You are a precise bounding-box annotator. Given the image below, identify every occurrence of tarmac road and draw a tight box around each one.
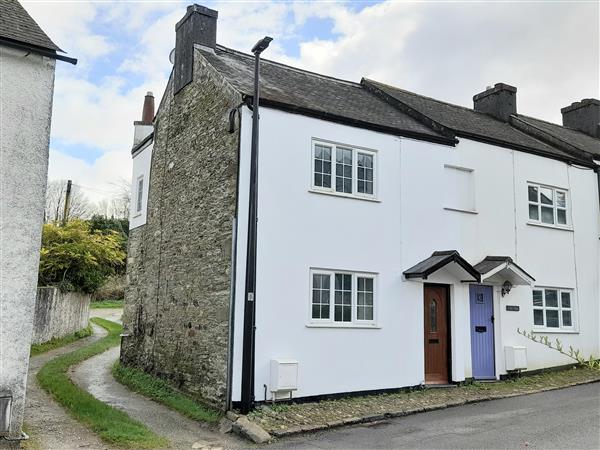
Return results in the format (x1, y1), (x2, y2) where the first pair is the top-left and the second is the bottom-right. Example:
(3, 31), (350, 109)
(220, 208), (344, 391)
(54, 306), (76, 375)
(268, 382), (600, 449)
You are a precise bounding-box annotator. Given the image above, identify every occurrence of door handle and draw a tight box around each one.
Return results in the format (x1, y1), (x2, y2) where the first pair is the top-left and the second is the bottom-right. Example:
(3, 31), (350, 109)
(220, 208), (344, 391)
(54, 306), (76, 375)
(490, 315), (495, 324)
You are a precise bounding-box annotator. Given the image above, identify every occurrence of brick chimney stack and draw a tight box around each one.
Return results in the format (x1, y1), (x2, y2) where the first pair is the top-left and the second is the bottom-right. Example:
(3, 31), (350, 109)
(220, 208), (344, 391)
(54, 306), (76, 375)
(473, 83), (517, 122)
(141, 91), (155, 124)
(133, 92), (155, 148)
(561, 99), (600, 138)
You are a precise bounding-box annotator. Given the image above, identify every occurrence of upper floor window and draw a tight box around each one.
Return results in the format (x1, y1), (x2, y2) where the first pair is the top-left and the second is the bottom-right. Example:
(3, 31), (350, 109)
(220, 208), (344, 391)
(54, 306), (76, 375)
(312, 141), (376, 199)
(528, 183), (568, 227)
(532, 288), (575, 330)
(310, 269), (376, 326)
(136, 176), (144, 213)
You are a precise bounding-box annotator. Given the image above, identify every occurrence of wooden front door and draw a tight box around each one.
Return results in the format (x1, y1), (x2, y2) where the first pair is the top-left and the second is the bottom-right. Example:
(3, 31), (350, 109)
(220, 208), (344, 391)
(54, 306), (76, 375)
(424, 284), (450, 384)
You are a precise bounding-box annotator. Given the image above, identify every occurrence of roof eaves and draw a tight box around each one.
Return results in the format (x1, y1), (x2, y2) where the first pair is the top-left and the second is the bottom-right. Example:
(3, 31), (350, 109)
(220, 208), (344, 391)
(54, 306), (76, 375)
(362, 78), (457, 141)
(131, 132), (154, 155)
(0, 37), (76, 64)
(255, 96), (457, 147)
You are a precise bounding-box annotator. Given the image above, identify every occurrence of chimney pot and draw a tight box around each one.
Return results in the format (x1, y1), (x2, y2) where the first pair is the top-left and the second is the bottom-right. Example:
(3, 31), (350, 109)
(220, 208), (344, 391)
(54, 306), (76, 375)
(133, 92), (155, 148)
(561, 98), (600, 138)
(473, 82), (517, 122)
(141, 92), (155, 124)
(173, 4), (218, 94)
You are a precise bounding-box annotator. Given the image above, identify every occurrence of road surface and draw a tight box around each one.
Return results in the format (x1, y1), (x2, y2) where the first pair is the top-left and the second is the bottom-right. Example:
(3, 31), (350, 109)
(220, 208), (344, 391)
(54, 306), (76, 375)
(268, 382), (600, 449)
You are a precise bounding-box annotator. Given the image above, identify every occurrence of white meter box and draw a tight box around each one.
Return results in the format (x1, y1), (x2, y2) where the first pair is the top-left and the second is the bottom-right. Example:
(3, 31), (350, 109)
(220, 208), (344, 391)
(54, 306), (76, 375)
(270, 359), (298, 392)
(505, 346), (527, 370)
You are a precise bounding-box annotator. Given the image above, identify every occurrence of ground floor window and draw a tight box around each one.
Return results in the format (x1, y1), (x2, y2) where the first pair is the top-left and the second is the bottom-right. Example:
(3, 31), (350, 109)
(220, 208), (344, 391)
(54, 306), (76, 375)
(310, 269), (376, 325)
(532, 287), (574, 330)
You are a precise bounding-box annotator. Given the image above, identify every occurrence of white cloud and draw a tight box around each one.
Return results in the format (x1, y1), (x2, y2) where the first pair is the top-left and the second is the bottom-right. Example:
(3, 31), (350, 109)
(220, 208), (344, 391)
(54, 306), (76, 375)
(21, 1), (114, 62)
(284, 1), (599, 123)
(20, 0), (599, 208)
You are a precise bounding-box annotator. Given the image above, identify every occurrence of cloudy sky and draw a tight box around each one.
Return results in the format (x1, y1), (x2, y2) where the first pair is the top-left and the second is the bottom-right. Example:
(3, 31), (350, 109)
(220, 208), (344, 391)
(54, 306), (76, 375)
(22, 0), (599, 205)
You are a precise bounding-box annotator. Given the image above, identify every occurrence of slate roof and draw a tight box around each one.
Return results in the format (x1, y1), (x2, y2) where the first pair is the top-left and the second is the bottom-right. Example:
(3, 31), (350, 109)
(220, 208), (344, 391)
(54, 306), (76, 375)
(512, 115), (600, 158)
(0, 0), (61, 52)
(197, 45), (454, 144)
(362, 79), (596, 166)
(473, 256), (535, 281)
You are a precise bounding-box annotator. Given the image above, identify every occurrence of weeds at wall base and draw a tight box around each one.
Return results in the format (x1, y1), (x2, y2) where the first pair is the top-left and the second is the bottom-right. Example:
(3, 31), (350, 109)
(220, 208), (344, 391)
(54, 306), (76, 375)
(112, 362), (222, 424)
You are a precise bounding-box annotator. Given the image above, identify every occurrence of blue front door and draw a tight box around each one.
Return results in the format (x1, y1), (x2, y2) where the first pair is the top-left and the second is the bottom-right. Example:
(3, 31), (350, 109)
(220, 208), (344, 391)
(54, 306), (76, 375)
(469, 285), (495, 379)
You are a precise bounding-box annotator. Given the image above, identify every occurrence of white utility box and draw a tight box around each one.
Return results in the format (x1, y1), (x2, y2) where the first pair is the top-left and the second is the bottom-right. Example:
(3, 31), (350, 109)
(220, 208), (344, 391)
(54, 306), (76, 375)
(505, 346), (527, 370)
(270, 359), (298, 393)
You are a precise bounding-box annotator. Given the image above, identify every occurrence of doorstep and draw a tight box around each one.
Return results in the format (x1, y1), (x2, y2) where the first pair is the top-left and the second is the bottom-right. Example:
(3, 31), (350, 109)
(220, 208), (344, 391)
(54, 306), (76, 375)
(248, 367), (600, 439)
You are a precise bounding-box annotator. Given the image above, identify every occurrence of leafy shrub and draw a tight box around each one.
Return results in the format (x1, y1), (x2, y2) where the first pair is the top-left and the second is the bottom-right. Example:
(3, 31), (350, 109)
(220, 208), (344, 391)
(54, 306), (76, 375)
(88, 215), (129, 258)
(92, 275), (125, 302)
(39, 220), (126, 294)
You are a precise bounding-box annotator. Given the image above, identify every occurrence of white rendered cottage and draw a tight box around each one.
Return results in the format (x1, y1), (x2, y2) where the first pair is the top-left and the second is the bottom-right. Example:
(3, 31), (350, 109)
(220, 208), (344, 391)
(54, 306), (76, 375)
(0, 0), (76, 441)
(123, 4), (599, 412)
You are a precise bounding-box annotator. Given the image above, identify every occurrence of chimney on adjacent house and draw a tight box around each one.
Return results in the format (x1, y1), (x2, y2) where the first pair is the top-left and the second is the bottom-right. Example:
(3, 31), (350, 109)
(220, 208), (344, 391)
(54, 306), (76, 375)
(173, 4), (218, 94)
(473, 83), (517, 122)
(561, 99), (600, 138)
(133, 92), (155, 148)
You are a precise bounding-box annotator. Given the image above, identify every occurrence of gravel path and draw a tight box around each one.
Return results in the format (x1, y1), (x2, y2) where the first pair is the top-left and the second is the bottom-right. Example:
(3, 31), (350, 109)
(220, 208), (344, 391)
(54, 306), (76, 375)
(25, 309), (245, 449)
(70, 346), (244, 449)
(24, 321), (115, 450)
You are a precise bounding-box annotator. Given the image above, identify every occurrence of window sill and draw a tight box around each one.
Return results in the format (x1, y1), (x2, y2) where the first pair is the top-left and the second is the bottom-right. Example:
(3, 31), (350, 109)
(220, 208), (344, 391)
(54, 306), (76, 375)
(308, 189), (381, 203)
(132, 213), (142, 218)
(306, 322), (381, 329)
(532, 328), (579, 334)
(527, 221), (573, 232)
(444, 207), (478, 215)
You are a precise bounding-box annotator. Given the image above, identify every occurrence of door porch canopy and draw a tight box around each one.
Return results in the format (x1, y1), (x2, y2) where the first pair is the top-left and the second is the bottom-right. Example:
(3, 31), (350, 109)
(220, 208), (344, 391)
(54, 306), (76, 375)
(473, 256), (535, 286)
(403, 250), (481, 282)
(403, 251), (535, 286)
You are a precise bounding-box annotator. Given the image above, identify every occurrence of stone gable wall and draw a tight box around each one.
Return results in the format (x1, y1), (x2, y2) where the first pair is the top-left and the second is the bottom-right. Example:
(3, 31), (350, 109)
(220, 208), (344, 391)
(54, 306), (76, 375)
(121, 50), (242, 409)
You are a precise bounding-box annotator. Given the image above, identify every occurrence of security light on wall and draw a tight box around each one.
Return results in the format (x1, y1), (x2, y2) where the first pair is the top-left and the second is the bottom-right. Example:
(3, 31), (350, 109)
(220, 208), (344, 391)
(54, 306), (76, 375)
(501, 280), (513, 297)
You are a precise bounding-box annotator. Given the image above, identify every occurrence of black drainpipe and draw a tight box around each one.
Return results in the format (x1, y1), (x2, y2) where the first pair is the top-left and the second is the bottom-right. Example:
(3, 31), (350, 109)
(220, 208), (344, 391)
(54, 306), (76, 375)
(240, 36), (272, 414)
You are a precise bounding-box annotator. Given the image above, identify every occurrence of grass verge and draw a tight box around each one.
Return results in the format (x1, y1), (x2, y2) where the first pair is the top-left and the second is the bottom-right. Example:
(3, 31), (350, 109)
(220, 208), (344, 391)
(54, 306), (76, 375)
(112, 362), (221, 424)
(30, 325), (93, 356)
(90, 299), (124, 309)
(37, 317), (167, 448)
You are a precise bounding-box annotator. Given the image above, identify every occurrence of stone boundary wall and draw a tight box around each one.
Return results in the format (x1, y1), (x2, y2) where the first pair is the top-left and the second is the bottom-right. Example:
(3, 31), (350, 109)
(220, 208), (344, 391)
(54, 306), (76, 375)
(32, 287), (90, 344)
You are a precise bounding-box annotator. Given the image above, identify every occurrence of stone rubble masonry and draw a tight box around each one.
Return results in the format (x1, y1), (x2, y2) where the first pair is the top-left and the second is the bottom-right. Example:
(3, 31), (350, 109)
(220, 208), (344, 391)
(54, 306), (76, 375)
(32, 287), (91, 344)
(121, 47), (243, 410)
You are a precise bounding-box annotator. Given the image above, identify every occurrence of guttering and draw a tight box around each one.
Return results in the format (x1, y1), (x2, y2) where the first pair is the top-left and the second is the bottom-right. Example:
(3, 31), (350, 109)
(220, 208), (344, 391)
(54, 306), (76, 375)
(240, 36), (272, 415)
(0, 37), (77, 65)
(131, 132), (154, 156)
(248, 97), (457, 147)
(225, 100), (244, 411)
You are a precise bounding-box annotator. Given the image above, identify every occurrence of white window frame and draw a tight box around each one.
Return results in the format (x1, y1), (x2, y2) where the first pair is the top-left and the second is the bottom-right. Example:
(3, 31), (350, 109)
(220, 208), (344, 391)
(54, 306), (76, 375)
(310, 140), (378, 201)
(532, 287), (576, 332)
(527, 183), (570, 229)
(308, 268), (378, 328)
(135, 175), (144, 214)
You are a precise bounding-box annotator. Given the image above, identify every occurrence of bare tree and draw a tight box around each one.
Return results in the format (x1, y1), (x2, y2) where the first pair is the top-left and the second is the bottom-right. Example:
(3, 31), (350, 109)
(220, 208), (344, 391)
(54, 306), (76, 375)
(92, 178), (130, 219)
(109, 177), (131, 219)
(45, 179), (91, 223)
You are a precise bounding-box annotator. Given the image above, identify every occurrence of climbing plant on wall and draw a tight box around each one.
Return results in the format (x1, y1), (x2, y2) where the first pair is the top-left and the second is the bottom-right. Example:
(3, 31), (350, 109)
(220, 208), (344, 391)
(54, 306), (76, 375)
(518, 328), (600, 370)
